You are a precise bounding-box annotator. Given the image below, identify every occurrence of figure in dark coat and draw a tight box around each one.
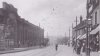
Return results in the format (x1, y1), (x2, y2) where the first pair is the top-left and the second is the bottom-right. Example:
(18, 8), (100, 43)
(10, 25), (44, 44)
(55, 44), (58, 51)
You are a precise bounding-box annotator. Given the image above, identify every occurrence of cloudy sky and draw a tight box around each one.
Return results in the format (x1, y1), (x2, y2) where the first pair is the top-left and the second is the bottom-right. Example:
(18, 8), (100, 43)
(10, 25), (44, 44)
(0, 0), (87, 37)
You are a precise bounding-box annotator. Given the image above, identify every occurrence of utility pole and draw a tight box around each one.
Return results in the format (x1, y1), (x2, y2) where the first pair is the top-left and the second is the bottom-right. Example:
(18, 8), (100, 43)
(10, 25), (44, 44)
(75, 16), (78, 51)
(69, 27), (70, 46)
(72, 23), (73, 32)
(47, 32), (48, 38)
(39, 23), (40, 27)
(72, 23), (73, 47)
(65, 32), (66, 37)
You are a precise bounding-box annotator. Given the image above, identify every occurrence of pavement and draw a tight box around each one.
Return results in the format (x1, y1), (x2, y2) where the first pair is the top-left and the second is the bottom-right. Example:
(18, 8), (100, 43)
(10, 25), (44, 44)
(81, 52), (99, 56)
(78, 48), (99, 56)
(90, 52), (99, 56)
(0, 46), (43, 54)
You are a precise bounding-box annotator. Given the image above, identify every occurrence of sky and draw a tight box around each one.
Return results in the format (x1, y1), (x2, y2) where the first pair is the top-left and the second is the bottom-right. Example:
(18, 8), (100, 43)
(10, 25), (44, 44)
(0, 0), (87, 37)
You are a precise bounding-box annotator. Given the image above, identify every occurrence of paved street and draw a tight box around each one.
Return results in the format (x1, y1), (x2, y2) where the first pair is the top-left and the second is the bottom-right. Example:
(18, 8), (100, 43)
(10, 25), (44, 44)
(0, 45), (78, 56)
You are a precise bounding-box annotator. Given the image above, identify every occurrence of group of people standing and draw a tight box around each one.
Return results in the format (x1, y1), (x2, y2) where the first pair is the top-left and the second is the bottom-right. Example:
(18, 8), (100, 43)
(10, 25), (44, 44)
(76, 40), (84, 54)
(73, 39), (86, 55)
(73, 37), (99, 55)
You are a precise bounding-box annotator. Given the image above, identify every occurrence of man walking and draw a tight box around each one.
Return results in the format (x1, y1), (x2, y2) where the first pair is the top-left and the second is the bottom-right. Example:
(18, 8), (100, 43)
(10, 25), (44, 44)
(55, 44), (58, 51)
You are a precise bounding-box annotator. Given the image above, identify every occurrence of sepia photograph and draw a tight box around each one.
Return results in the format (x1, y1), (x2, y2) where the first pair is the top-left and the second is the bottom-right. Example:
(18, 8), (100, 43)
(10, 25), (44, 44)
(0, 0), (99, 56)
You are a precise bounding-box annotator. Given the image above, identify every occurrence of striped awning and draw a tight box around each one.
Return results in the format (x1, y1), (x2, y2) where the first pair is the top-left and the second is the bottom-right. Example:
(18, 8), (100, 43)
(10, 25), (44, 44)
(79, 34), (86, 39)
(90, 25), (100, 34)
(77, 35), (81, 39)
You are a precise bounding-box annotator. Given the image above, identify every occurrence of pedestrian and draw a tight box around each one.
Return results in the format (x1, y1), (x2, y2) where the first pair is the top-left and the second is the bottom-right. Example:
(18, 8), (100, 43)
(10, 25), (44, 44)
(55, 44), (58, 51)
(77, 40), (82, 55)
(73, 43), (76, 53)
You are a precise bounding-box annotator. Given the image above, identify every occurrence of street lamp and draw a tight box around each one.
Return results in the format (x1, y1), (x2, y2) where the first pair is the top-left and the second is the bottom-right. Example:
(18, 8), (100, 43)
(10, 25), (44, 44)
(86, 18), (92, 56)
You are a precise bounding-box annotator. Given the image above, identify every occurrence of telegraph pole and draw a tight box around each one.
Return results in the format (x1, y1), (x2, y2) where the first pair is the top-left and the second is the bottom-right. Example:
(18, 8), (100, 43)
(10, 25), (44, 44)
(39, 23), (40, 27)
(72, 23), (73, 47)
(65, 32), (66, 37)
(75, 16), (78, 51)
(69, 28), (70, 46)
(72, 23), (73, 32)
(47, 32), (48, 38)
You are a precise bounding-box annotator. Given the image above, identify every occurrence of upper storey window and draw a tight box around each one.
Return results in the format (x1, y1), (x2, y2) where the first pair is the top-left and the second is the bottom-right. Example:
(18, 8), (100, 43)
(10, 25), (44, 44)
(88, 0), (90, 3)
(95, 0), (98, 4)
(95, 12), (97, 25)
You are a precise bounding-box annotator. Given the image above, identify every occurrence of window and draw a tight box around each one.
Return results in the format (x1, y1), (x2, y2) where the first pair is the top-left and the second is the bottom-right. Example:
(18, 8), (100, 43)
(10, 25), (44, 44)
(88, 0), (91, 3)
(95, 0), (98, 3)
(95, 12), (97, 24)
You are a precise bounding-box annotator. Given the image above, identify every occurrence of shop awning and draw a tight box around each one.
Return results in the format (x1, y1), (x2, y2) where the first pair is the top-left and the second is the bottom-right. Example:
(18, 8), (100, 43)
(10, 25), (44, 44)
(79, 34), (86, 39)
(90, 25), (100, 34)
(77, 35), (81, 39)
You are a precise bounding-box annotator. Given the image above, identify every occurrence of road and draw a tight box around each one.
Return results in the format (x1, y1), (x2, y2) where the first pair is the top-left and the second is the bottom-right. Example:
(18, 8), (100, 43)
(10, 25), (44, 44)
(0, 45), (78, 56)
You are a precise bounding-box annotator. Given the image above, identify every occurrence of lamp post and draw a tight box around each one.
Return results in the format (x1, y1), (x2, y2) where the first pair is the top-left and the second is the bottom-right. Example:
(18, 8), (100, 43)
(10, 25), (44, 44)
(86, 18), (91, 56)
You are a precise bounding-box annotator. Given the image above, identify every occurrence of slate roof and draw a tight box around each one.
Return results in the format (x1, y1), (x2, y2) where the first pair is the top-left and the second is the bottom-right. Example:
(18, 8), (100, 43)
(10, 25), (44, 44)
(73, 19), (87, 30)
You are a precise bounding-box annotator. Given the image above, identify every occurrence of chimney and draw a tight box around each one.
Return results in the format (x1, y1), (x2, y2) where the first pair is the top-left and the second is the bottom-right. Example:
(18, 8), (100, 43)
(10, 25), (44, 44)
(80, 16), (83, 23)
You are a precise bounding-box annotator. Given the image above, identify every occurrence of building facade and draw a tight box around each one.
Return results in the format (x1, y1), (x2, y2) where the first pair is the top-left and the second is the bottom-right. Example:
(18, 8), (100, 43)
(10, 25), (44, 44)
(0, 2), (44, 50)
(72, 16), (87, 50)
(87, 0), (100, 51)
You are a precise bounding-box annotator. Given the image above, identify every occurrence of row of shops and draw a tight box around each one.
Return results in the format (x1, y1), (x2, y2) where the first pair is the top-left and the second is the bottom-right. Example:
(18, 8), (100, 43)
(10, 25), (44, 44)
(72, 0), (100, 56)
(72, 17), (100, 56)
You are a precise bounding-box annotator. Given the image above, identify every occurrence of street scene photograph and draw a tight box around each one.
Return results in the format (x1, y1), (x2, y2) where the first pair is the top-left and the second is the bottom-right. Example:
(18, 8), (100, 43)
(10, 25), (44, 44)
(0, 0), (99, 56)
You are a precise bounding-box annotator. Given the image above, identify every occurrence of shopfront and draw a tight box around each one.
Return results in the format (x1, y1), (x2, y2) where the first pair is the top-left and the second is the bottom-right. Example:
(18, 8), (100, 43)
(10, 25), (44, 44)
(90, 25), (100, 52)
